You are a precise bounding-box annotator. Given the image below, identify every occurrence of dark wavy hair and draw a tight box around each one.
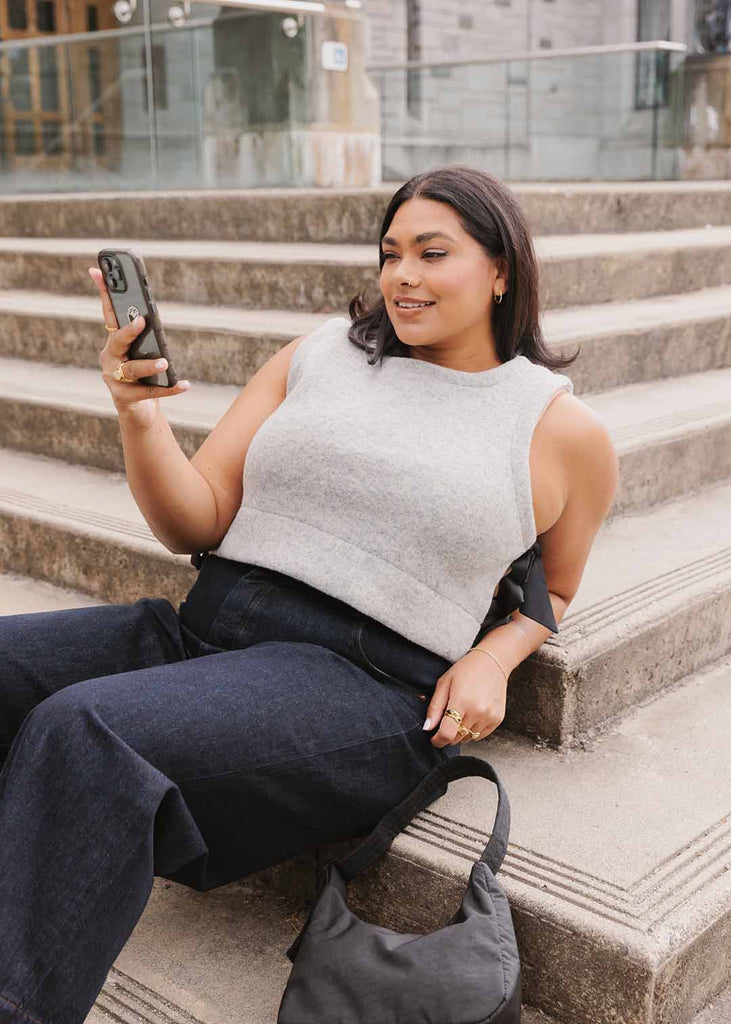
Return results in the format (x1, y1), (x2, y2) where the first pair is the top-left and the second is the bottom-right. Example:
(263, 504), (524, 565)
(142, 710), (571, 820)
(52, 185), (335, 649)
(347, 165), (579, 372)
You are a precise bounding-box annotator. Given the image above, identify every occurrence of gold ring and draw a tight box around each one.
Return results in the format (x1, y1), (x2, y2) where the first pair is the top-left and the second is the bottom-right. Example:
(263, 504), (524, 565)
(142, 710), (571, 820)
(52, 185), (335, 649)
(104, 324), (117, 332)
(443, 708), (463, 725)
(113, 361), (135, 384)
(457, 724), (481, 740)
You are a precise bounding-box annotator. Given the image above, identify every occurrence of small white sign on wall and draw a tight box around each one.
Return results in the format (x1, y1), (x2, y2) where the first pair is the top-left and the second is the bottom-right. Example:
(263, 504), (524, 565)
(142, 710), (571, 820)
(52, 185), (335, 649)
(321, 41), (348, 72)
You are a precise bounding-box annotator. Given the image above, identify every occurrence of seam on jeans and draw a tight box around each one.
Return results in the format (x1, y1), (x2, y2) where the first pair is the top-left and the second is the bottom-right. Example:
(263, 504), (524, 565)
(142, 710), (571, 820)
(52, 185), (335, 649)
(179, 719), (431, 785)
(232, 581), (274, 642)
(0, 991), (47, 1024)
(206, 568), (267, 645)
(355, 620), (406, 686)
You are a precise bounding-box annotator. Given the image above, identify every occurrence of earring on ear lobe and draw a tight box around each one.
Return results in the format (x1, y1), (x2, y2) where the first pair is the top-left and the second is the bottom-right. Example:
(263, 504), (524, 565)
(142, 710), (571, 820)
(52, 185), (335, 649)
(494, 291), (504, 304)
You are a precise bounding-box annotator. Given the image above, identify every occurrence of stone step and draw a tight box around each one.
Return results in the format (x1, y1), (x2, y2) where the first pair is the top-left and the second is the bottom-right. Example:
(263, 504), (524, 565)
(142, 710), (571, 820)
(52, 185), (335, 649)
(1, 283), (730, 390)
(1, 355), (729, 520)
(1, 226), (731, 312)
(5, 572), (729, 1024)
(0, 569), (102, 614)
(2, 180), (731, 245)
(258, 651), (731, 1024)
(1, 446), (730, 747)
(0, 289), (330, 387)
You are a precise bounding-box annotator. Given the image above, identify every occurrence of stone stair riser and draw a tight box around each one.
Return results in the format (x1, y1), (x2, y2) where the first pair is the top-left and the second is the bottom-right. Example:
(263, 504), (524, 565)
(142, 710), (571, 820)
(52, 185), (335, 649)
(0, 514), (194, 607)
(1, 309), (731, 392)
(610, 425), (731, 516)
(0, 313), (289, 387)
(508, 582), (731, 745)
(1, 245), (731, 312)
(540, 246), (731, 311)
(1, 188), (731, 242)
(0, 401), (206, 473)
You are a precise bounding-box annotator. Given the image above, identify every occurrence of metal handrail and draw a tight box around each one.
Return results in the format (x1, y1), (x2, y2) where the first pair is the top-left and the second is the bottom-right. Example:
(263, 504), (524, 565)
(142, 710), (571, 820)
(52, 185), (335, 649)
(0, 15), (219, 51)
(0, 0), (327, 53)
(366, 39), (688, 73)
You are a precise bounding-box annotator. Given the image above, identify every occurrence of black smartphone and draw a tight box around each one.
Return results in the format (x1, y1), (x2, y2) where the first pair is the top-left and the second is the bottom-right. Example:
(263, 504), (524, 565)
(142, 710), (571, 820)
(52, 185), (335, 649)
(97, 247), (179, 388)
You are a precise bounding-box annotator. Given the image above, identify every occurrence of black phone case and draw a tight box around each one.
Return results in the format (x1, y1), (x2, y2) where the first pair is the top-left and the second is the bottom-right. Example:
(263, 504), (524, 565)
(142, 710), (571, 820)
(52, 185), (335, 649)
(97, 247), (179, 388)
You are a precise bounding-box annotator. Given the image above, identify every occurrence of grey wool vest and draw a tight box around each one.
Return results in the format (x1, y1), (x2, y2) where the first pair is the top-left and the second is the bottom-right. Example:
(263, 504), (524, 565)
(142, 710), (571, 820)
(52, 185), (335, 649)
(211, 316), (574, 663)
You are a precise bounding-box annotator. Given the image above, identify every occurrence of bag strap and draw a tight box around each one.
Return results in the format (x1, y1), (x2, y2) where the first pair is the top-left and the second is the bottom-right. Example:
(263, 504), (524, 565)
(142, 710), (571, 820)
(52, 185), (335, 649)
(333, 754), (510, 882)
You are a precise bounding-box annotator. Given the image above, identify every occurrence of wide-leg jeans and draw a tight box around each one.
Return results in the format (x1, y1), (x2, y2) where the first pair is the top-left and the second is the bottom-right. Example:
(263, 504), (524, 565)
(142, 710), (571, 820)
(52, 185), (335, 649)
(0, 554), (461, 1024)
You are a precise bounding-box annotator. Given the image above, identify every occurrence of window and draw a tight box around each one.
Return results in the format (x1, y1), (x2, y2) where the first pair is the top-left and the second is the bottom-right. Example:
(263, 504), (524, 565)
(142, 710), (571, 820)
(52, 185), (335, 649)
(40, 44), (60, 110)
(35, 0), (55, 31)
(86, 3), (98, 30)
(14, 119), (35, 155)
(8, 0), (28, 30)
(9, 47), (32, 110)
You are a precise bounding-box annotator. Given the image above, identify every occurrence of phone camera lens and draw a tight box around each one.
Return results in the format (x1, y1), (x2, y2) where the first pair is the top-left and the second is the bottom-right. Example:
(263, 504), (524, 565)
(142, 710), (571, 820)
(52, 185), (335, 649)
(101, 257), (112, 272)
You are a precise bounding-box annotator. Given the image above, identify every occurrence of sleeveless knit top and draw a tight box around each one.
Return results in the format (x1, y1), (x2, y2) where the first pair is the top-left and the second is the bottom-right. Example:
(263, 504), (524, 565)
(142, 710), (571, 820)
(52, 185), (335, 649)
(211, 316), (574, 663)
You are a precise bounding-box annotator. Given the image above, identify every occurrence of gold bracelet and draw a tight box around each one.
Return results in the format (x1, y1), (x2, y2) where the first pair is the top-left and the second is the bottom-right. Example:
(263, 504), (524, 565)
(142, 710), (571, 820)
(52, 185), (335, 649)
(467, 646), (509, 683)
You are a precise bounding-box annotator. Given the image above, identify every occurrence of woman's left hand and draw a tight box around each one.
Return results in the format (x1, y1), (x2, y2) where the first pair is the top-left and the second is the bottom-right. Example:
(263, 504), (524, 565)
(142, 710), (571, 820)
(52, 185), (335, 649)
(424, 652), (508, 747)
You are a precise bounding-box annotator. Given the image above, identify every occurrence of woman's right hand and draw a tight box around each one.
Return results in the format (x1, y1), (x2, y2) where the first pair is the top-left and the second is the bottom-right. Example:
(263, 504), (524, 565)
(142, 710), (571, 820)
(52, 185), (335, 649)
(88, 266), (190, 431)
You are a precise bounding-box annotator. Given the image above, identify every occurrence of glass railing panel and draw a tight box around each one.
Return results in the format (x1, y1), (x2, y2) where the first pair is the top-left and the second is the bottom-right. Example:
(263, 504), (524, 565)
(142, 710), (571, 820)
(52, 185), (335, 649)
(369, 43), (689, 182)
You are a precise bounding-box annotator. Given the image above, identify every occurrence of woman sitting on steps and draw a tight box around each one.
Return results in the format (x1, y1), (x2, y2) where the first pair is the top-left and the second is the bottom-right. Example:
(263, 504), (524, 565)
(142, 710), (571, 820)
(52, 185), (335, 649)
(0, 165), (617, 1024)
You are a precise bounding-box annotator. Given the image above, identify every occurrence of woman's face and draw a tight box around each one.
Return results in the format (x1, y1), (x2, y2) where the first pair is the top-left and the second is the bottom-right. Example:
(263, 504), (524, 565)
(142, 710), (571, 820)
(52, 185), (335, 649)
(379, 196), (506, 354)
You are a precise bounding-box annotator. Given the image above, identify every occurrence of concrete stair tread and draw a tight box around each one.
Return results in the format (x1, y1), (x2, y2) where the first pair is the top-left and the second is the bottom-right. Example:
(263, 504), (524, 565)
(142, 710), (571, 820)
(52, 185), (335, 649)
(0, 235), (379, 264)
(578, 362), (731, 441)
(542, 282), (731, 341)
(559, 473), (731, 625)
(534, 224), (731, 257)
(3, 283), (731, 348)
(3, 224), (731, 263)
(0, 354), (241, 427)
(0, 569), (103, 614)
(0, 446), (172, 553)
(85, 872), (312, 1024)
(1, 350), (729, 449)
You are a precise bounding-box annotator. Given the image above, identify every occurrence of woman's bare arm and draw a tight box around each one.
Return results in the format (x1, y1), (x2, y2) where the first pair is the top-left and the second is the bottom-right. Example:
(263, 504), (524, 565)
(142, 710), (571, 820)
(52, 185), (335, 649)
(467, 392), (619, 674)
(118, 334), (308, 555)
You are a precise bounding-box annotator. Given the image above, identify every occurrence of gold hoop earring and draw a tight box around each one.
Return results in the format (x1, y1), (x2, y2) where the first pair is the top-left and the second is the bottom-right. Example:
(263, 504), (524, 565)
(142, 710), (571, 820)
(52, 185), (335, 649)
(494, 291), (504, 304)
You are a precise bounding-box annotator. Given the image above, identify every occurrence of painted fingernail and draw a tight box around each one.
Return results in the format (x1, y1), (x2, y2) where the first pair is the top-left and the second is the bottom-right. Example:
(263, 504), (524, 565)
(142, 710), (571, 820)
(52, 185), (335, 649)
(134, 315), (143, 325)
(422, 717), (432, 731)
(154, 359), (167, 369)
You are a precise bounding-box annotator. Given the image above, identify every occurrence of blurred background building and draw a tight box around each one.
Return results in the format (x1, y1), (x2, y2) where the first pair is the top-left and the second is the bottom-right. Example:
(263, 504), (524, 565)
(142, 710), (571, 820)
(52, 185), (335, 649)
(0, 0), (729, 190)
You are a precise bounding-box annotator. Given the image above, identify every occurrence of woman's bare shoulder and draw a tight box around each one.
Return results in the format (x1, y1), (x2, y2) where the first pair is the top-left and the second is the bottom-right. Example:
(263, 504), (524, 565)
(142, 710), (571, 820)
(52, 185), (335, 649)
(540, 388), (618, 529)
(543, 389), (616, 470)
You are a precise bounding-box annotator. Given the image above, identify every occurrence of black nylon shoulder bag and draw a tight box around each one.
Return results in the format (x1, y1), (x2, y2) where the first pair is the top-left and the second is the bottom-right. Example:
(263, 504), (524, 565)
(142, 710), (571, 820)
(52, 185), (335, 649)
(277, 753), (521, 1024)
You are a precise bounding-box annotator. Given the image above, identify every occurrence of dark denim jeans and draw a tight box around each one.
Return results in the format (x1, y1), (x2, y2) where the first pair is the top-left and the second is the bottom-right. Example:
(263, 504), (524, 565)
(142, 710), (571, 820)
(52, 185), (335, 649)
(0, 555), (461, 1024)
